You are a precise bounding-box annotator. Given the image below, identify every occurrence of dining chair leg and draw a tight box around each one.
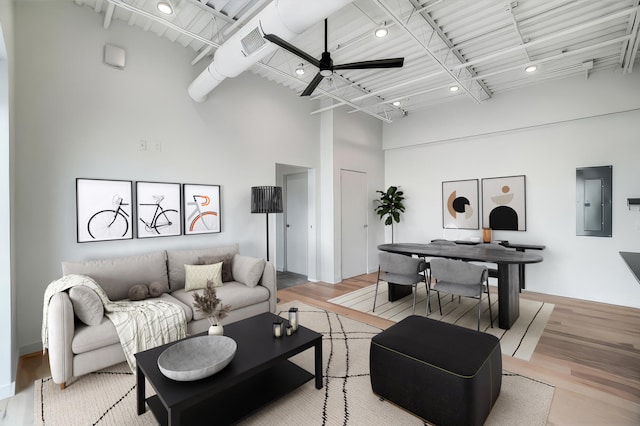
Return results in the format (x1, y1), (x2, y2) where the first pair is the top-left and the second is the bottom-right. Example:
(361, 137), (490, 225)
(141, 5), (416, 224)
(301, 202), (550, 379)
(423, 270), (431, 314)
(373, 267), (381, 312)
(477, 296), (482, 331)
(437, 291), (443, 316)
(426, 283), (431, 316)
(486, 286), (494, 328)
(412, 284), (417, 314)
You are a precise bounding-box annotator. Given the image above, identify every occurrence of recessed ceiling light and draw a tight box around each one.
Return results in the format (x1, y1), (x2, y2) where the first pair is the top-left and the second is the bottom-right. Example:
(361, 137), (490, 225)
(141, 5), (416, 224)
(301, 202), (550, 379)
(157, 1), (173, 15)
(374, 22), (389, 38)
(295, 64), (305, 75)
(525, 65), (537, 73)
(392, 101), (401, 107)
(449, 85), (460, 92)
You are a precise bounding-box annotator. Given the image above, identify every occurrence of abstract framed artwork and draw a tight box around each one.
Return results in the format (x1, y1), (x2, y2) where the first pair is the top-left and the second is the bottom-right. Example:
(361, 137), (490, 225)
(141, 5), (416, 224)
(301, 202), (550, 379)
(135, 181), (182, 238)
(482, 175), (526, 231)
(183, 184), (221, 235)
(76, 178), (133, 243)
(442, 179), (479, 230)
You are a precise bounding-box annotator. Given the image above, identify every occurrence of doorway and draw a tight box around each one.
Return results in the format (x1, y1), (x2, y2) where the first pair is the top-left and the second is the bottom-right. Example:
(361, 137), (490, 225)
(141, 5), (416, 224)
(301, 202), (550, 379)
(285, 171), (308, 276)
(340, 169), (368, 279)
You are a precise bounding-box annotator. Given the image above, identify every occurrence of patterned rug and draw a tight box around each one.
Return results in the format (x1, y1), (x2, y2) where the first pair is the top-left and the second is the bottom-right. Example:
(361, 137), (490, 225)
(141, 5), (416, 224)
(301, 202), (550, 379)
(34, 302), (554, 425)
(328, 282), (554, 361)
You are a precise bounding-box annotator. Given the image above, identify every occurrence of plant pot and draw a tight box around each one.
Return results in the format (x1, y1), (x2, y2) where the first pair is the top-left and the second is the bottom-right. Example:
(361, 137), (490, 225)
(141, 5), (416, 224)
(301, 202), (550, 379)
(208, 324), (224, 336)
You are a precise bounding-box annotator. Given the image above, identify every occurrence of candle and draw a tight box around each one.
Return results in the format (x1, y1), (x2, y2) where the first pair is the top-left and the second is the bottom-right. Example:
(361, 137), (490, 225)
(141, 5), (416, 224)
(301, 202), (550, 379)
(288, 307), (299, 332)
(286, 325), (293, 336)
(273, 321), (283, 338)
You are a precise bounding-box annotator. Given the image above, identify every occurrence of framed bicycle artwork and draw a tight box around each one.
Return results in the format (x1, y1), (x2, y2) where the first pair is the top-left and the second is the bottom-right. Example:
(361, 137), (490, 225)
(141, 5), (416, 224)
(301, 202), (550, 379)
(135, 181), (182, 238)
(76, 178), (133, 243)
(182, 183), (221, 235)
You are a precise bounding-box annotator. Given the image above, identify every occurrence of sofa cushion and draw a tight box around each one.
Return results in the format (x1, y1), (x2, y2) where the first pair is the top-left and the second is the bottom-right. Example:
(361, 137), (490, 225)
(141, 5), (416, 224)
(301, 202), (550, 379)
(148, 280), (170, 297)
(171, 282), (270, 321)
(231, 255), (265, 288)
(68, 286), (104, 326)
(128, 284), (149, 301)
(61, 251), (168, 301)
(166, 244), (240, 291)
(184, 263), (222, 291)
(199, 254), (234, 282)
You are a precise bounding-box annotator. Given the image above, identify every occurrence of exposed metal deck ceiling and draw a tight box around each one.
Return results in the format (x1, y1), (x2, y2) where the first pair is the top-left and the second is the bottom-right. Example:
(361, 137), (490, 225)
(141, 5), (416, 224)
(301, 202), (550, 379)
(77, 0), (640, 123)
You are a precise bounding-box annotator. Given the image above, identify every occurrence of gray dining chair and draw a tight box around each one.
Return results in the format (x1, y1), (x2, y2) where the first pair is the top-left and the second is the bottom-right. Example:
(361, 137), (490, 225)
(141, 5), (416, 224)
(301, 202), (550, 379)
(373, 251), (428, 314)
(429, 258), (493, 330)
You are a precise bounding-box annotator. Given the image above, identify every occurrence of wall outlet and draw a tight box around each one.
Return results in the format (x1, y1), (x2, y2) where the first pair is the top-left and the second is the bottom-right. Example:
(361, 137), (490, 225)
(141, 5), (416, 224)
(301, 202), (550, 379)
(138, 139), (147, 151)
(154, 142), (162, 152)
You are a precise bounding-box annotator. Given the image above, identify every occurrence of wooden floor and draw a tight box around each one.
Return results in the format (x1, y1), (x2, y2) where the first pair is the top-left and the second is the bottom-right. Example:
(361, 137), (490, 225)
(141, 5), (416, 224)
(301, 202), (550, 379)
(11, 273), (640, 425)
(279, 272), (640, 425)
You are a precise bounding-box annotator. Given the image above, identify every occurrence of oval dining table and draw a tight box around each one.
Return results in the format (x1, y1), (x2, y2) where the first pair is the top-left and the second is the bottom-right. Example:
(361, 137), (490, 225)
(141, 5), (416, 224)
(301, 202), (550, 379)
(377, 242), (543, 329)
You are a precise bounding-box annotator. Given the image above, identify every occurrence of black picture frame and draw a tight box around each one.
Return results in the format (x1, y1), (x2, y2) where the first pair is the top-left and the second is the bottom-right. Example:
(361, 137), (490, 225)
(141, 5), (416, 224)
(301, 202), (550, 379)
(481, 175), (526, 231)
(76, 178), (133, 243)
(442, 179), (479, 230)
(135, 181), (182, 238)
(182, 184), (221, 235)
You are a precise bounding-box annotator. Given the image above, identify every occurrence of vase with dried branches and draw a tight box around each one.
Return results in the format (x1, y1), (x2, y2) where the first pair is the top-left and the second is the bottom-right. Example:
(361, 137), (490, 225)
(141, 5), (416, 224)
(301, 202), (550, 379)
(192, 280), (231, 336)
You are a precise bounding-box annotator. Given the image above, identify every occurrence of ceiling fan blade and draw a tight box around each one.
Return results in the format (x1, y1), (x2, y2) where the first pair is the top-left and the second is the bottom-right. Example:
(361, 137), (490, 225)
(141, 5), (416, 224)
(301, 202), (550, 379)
(301, 72), (324, 96)
(333, 57), (404, 70)
(263, 33), (320, 68)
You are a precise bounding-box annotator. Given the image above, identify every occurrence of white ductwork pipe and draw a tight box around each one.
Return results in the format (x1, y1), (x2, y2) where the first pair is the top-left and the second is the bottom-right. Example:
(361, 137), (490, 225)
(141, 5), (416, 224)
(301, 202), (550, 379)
(188, 0), (352, 102)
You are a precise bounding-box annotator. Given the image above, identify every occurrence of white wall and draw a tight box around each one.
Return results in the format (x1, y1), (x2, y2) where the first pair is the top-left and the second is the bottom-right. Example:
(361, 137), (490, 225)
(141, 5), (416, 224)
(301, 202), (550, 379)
(13, 1), (323, 352)
(383, 71), (640, 308)
(0, 0), (16, 400)
(333, 107), (385, 276)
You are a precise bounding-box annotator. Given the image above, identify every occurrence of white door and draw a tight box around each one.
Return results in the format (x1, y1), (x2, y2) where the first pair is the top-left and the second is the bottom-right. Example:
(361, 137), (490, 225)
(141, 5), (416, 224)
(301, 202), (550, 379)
(285, 172), (308, 275)
(341, 170), (368, 279)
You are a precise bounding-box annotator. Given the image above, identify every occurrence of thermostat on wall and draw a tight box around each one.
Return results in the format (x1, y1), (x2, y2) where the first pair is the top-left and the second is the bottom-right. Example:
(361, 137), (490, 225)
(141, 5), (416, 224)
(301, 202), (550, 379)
(103, 44), (125, 69)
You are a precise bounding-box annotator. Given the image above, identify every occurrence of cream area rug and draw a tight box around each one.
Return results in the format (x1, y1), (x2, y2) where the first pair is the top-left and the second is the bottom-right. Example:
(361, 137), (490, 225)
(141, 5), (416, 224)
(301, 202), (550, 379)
(34, 302), (554, 426)
(328, 281), (554, 361)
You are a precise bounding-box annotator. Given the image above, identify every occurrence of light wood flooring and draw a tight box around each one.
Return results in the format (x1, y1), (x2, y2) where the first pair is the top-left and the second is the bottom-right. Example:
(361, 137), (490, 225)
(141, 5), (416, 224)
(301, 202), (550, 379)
(279, 273), (640, 425)
(4, 272), (640, 425)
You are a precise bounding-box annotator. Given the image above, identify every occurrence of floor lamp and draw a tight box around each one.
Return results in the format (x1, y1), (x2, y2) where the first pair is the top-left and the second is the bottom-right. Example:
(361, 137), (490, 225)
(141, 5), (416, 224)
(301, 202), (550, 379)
(251, 186), (283, 262)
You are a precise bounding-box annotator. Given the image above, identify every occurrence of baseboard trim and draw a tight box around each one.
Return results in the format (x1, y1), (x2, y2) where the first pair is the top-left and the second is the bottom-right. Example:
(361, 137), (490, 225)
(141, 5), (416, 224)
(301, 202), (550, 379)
(19, 341), (42, 357)
(0, 380), (15, 399)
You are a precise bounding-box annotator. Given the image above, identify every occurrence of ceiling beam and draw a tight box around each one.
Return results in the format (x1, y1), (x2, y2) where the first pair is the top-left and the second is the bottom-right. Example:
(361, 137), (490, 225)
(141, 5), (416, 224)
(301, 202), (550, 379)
(406, 0), (492, 100)
(453, 5), (639, 71)
(255, 62), (393, 123)
(103, 2), (115, 29)
(373, 0), (485, 104)
(107, 0), (220, 48)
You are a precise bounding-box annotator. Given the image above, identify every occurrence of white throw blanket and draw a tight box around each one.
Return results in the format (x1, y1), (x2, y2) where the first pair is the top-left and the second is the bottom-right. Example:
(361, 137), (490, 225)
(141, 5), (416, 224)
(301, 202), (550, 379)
(42, 274), (187, 371)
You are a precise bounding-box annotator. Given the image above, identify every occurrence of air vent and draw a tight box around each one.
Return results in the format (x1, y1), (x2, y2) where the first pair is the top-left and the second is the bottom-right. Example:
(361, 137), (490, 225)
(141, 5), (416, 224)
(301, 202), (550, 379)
(241, 27), (267, 55)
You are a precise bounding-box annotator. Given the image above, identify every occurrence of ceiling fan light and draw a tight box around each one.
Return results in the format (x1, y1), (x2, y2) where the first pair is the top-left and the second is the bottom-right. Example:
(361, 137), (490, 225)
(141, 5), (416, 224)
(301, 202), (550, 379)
(295, 64), (305, 75)
(157, 1), (173, 15)
(449, 85), (460, 92)
(374, 23), (388, 38)
(525, 65), (538, 73)
(320, 69), (333, 77)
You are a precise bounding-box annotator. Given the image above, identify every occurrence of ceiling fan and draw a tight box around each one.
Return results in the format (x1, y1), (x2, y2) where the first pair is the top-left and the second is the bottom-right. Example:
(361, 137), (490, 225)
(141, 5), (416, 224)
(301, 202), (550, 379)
(264, 19), (404, 96)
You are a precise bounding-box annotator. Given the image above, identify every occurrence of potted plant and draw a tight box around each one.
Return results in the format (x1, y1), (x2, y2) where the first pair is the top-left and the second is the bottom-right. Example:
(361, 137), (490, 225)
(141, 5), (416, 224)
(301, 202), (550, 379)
(375, 185), (405, 243)
(192, 280), (231, 335)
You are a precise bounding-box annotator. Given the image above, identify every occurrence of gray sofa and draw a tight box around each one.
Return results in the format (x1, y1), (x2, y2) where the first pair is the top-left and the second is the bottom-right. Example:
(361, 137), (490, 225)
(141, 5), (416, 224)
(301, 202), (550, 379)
(46, 243), (276, 388)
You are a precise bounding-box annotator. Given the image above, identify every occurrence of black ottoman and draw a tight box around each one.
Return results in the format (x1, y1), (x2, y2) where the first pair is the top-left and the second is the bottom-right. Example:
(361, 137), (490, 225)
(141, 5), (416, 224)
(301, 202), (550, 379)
(370, 315), (501, 426)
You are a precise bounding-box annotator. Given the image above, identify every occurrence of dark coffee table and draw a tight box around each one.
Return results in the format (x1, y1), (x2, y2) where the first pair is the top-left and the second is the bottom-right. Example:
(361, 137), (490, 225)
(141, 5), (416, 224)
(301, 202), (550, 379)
(135, 312), (323, 426)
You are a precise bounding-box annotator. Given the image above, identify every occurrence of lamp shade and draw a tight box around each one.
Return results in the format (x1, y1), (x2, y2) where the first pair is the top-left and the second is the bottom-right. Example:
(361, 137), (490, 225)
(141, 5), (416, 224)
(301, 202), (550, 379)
(251, 186), (283, 214)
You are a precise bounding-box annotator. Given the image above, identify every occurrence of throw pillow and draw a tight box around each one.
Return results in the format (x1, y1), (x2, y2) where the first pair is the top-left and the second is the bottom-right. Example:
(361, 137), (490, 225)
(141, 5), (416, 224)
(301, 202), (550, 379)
(198, 254), (234, 282)
(68, 286), (104, 326)
(231, 255), (265, 288)
(148, 280), (170, 298)
(184, 262), (223, 291)
(128, 284), (149, 301)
